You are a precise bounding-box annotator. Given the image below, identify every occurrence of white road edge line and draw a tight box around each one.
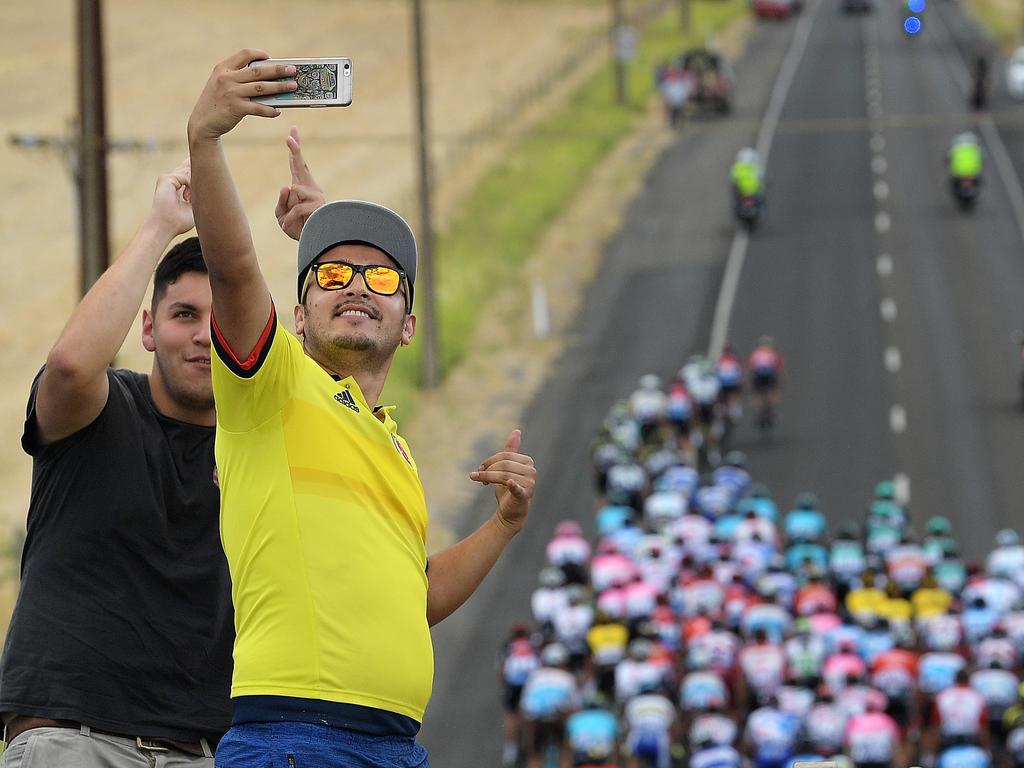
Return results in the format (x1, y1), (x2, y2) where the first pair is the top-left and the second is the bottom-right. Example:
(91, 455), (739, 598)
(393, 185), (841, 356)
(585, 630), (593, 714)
(708, 0), (821, 359)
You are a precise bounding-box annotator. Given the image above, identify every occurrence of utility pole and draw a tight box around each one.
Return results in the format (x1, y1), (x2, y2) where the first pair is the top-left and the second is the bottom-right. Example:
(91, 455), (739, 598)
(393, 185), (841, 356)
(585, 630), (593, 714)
(77, 0), (110, 296)
(612, 0), (628, 105)
(411, 0), (440, 388)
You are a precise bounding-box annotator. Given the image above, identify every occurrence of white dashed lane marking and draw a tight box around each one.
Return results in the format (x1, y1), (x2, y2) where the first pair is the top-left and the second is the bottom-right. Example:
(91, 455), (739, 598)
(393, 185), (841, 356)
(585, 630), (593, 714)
(875, 211), (891, 234)
(874, 180), (889, 201)
(876, 253), (893, 276)
(885, 346), (902, 372)
(890, 404), (907, 434)
(872, 155), (887, 174)
(880, 297), (897, 321)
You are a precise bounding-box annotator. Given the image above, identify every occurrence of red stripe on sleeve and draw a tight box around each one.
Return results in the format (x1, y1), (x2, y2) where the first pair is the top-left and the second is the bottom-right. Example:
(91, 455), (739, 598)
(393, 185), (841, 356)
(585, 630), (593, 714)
(212, 306), (277, 371)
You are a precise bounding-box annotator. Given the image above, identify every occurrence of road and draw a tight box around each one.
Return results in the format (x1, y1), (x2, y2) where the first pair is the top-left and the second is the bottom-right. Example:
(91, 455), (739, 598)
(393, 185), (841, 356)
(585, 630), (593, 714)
(420, 0), (1024, 762)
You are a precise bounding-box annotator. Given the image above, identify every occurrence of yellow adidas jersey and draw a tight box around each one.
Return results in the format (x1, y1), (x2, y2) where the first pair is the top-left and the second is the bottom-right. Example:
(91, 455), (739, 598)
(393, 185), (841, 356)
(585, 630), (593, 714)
(211, 308), (432, 722)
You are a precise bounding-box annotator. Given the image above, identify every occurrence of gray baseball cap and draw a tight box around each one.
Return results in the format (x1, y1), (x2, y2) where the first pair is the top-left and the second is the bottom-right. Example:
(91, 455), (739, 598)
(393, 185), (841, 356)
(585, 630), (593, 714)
(297, 200), (417, 308)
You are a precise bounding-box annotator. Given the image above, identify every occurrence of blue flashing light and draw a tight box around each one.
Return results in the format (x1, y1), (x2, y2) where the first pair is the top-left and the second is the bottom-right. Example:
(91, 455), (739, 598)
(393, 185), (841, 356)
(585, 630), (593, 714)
(904, 15), (922, 34)
(908, 0), (926, 13)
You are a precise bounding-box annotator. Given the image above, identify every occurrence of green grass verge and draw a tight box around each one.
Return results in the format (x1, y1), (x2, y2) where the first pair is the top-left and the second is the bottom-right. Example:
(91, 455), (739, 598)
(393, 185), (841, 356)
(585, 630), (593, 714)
(381, 0), (747, 421)
(963, 0), (1020, 53)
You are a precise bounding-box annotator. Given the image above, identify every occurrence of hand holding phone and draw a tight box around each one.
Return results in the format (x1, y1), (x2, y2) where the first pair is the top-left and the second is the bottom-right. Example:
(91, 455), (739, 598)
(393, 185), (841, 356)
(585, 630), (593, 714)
(249, 58), (353, 108)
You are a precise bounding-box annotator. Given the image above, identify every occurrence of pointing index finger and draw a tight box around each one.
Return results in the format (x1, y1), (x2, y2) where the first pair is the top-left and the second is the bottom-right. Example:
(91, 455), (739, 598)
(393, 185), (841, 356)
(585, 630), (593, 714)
(287, 127), (315, 186)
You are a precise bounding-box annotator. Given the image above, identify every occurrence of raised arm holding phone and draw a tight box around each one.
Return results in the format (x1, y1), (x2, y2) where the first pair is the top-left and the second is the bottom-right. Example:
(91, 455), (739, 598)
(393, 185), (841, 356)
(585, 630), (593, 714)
(187, 49), (537, 768)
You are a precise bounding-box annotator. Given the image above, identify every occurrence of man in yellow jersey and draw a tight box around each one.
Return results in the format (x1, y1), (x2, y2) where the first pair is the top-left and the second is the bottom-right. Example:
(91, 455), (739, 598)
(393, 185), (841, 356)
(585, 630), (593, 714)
(188, 50), (538, 767)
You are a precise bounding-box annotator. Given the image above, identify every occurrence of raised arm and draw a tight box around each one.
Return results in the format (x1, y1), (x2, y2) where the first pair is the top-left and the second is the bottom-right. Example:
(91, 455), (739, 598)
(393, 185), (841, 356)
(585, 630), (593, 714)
(34, 160), (194, 445)
(187, 49), (296, 357)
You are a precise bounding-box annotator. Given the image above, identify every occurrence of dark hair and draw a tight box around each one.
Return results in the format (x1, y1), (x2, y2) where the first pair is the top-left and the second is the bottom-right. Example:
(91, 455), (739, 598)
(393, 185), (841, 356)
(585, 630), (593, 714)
(152, 237), (207, 312)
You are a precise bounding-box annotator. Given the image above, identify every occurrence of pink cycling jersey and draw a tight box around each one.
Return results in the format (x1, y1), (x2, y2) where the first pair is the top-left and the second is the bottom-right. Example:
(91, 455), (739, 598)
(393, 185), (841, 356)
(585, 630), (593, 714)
(844, 711), (900, 764)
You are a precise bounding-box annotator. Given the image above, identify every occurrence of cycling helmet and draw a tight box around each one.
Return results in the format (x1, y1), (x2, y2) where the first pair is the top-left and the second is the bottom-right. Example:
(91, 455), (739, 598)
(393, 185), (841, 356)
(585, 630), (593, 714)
(538, 566), (566, 588)
(795, 492), (820, 510)
(926, 516), (953, 536)
(541, 642), (569, 667)
(838, 521), (860, 539)
(996, 529), (1020, 547)
(874, 480), (896, 501)
(554, 520), (583, 538)
(566, 584), (589, 605)
(736, 147), (759, 164)
(628, 638), (653, 660)
(748, 482), (771, 499)
(724, 450), (748, 470)
(639, 374), (662, 390)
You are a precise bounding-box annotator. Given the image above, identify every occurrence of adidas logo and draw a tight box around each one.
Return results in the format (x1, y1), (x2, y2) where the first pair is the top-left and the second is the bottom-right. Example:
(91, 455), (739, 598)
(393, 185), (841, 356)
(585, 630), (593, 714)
(334, 390), (360, 413)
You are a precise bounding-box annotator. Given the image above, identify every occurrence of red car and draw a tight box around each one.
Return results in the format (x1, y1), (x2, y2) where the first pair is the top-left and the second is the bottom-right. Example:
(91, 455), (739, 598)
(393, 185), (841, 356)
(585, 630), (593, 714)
(753, 0), (797, 19)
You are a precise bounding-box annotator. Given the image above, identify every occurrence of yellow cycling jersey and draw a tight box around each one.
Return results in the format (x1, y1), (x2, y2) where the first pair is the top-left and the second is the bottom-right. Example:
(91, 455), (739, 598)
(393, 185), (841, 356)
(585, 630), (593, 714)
(846, 587), (886, 618)
(211, 308), (432, 722)
(587, 623), (629, 666)
(911, 587), (952, 619)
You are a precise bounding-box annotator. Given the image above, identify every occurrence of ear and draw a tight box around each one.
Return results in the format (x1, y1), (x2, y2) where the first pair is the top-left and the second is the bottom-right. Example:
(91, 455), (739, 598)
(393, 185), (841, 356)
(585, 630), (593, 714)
(401, 313), (416, 347)
(294, 303), (305, 338)
(142, 308), (156, 352)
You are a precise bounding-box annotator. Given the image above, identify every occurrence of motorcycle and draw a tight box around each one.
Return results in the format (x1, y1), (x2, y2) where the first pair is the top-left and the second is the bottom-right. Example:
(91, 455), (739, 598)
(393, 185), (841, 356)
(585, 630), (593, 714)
(952, 175), (980, 210)
(735, 194), (762, 231)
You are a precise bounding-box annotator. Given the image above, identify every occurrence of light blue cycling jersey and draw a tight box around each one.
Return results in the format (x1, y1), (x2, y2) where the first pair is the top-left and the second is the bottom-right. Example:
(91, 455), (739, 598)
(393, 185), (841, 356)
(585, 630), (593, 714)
(784, 509), (826, 543)
(785, 543), (828, 571)
(596, 504), (633, 535)
(829, 540), (866, 581)
(520, 668), (576, 718)
(938, 744), (991, 768)
(736, 497), (779, 522)
(861, 629), (895, 665)
(971, 668), (1019, 716)
(714, 514), (743, 540)
(566, 708), (618, 754)
(934, 560), (967, 593)
(680, 671), (729, 710)
(918, 652), (966, 694)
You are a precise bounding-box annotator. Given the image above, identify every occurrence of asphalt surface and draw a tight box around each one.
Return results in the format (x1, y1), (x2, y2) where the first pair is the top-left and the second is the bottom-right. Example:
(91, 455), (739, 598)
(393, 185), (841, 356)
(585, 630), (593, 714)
(420, 0), (1024, 762)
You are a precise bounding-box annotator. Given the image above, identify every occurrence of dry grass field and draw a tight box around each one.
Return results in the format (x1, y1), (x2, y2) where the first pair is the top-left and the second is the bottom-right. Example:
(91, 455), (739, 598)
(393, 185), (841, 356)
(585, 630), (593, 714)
(0, 1), (615, 549)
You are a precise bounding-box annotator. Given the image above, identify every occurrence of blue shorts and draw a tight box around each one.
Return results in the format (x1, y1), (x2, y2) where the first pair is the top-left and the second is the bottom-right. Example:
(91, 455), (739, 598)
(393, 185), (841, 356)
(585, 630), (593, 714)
(216, 722), (430, 768)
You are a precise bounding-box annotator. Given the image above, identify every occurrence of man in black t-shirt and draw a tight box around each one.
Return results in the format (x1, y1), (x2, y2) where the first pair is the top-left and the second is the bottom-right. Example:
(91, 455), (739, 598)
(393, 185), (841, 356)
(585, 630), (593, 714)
(0, 141), (325, 767)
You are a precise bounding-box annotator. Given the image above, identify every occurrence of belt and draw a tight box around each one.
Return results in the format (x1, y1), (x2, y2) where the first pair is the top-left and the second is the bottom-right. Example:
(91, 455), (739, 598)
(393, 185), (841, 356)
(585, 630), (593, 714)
(3, 716), (214, 757)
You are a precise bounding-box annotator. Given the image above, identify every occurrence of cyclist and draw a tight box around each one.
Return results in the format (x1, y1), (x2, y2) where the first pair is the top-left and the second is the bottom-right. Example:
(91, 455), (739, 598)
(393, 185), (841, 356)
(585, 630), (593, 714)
(622, 679), (678, 768)
(500, 624), (540, 768)
(742, 695), (802, 768)
(843, 694), (903, 768)
(716, 345), (745, 422)
(520, 643), (579, 768)
(547, 520), (592, 585)
(630, 374), (668, 446)
(565, 692), (619, 768)
(747, 336), (783, 429)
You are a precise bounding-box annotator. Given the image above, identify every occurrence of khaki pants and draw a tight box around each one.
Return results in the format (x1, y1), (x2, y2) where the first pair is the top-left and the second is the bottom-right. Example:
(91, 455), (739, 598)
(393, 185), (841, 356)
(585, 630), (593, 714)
(0, 726), (213, 768)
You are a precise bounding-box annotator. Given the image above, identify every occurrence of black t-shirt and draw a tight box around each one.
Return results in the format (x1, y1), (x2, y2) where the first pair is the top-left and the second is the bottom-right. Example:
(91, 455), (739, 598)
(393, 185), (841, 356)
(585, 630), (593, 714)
(0, 368), (233, 742)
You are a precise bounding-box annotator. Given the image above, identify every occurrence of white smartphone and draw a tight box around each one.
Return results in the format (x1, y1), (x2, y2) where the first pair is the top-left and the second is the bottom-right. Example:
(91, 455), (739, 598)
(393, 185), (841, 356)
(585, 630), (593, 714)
(249, 57), (353, 108)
